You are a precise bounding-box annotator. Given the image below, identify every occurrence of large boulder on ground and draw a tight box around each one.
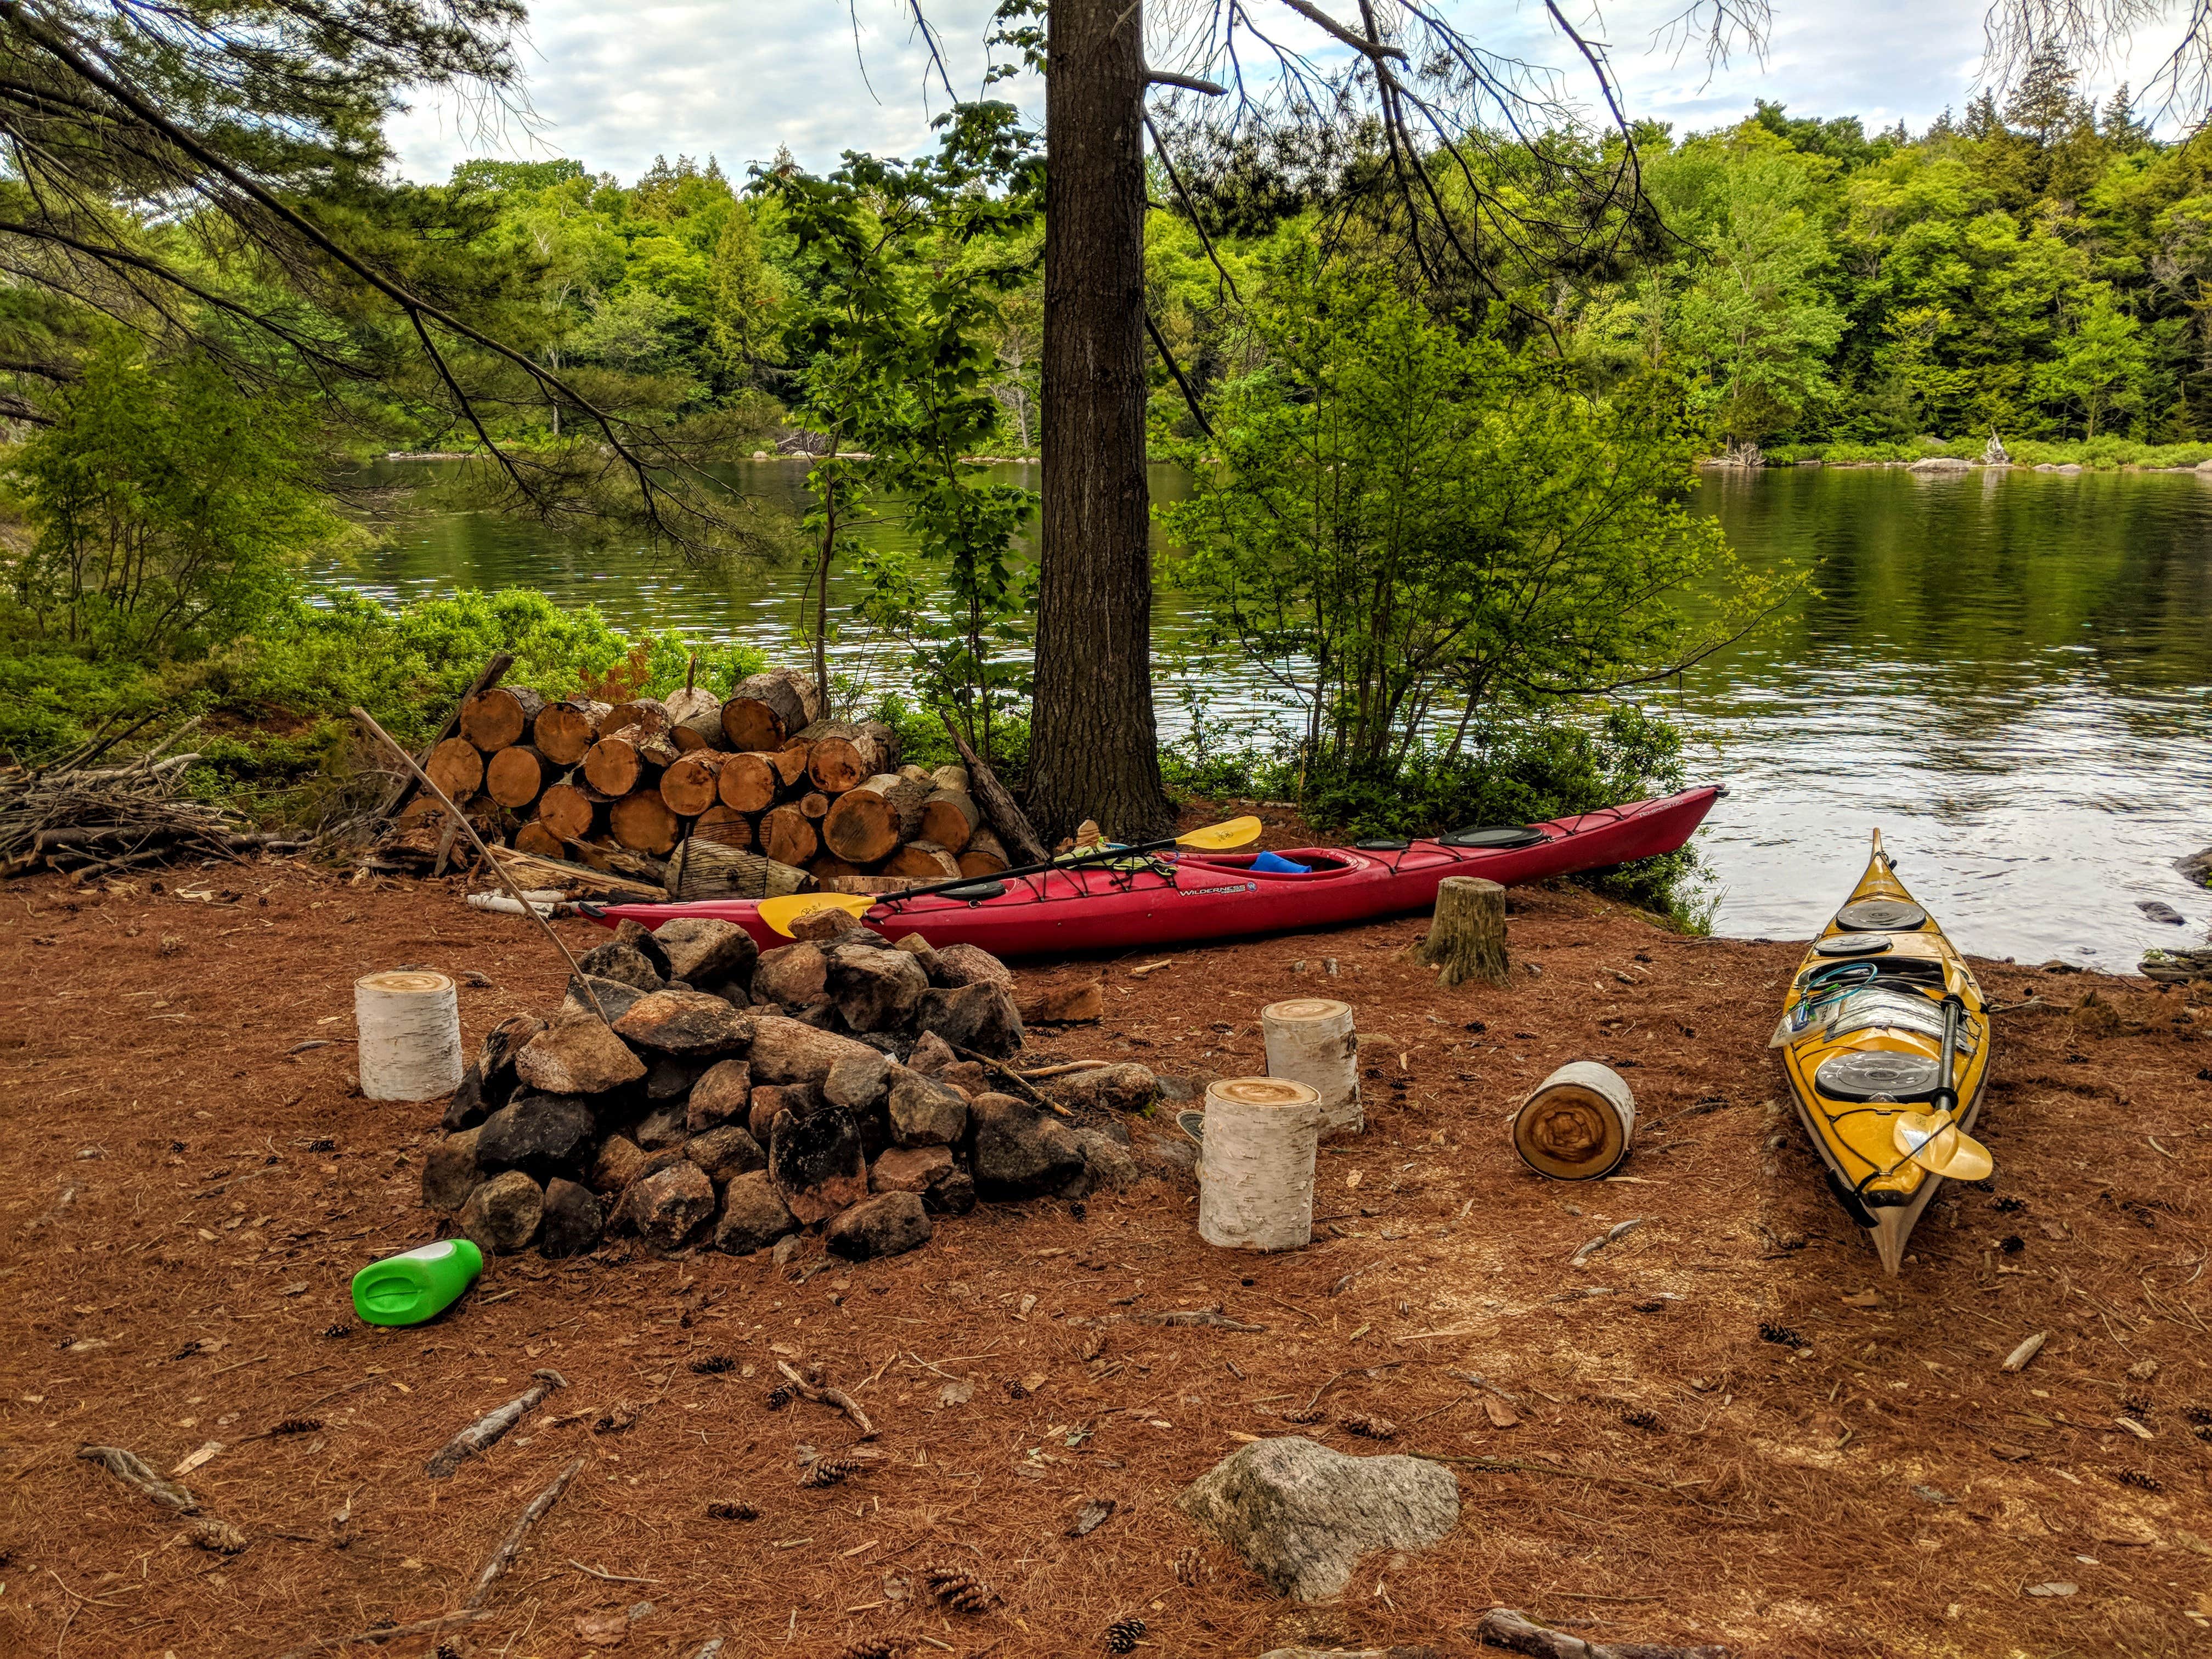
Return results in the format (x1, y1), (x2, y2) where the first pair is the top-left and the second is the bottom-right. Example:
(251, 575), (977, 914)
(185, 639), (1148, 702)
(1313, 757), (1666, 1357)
(475, 1092), (595, 1177)
(748, 1082), (819, 1144)
(826, 1190), (932, 1260)
(870, 1144), (954, 1194)
(887, 1068), (969, 1148)
(1175, 1437), (1459, 1602)
(970, 1093), (1084, 1198)
(617, 1159), (716, 1253)
(687, 1059), (752, 1133)
(929, 943), (1015, 991)
(685, 1124), (766, 1186)
(827, 944), (930, 1034)
(753, 942), (829, 1008)
(769, 1104), (867, 1222)
(574, 940), (664, 993)
(914, 983), (1024, 1057)
(421, 1126), (482, 1212)
(539, 1177), (604, 1259)
(589, 1133), (646, 1197)
(563, 974), (652, 1023)
(749, 1014), (880, 1086)
(517, 1011), (646, 1095)
(1042, 1062), (1160, 1116)
(715, 1170), (798, 1255)
(651, 917), (759, 990)
(460, 1169), (543, 1255)
(612, 989), (751, 1058)
(823, 1048), (893, 1115)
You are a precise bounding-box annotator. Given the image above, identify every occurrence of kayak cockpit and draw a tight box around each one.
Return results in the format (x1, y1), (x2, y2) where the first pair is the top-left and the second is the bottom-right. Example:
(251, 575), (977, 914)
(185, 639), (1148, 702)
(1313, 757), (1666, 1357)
(1174, 848), (1369, 880)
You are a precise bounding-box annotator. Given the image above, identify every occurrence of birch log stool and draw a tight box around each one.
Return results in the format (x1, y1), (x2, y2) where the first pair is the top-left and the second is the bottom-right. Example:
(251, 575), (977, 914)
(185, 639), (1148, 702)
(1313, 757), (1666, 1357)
(1260, 997), (1362, 1139)
(1197, 1077), (1322, 1251)
(356, 970), (464, 1101)
(1414, 876), (1509, 987)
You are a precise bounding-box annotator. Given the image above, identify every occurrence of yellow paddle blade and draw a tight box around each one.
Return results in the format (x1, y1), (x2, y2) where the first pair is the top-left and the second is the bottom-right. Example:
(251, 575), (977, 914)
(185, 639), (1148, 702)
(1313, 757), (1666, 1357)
(757, 891), (873, 936)
(1892, 1110), (1994, 1181)
(1177, 815), (1263, 850)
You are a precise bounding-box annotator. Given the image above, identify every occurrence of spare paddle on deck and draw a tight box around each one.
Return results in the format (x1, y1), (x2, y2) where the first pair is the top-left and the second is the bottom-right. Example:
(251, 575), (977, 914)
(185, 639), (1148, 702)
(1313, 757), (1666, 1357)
(758, 814), (1266, 937)
(1887, 994), (1994, 1181)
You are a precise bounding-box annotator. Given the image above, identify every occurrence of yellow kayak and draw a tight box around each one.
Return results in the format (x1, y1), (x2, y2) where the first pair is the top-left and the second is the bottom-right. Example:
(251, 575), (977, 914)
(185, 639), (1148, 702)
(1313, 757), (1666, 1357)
(1774, 830), (1994, 1274)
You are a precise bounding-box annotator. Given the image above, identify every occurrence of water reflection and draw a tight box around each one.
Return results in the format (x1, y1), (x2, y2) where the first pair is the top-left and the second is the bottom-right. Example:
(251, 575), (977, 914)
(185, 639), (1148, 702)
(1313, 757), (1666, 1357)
(316, 459), (2212, 966)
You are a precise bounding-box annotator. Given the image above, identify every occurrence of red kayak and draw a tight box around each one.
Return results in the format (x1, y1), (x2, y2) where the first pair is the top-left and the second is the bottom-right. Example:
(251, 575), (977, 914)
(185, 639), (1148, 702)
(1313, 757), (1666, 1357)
(590, 786), (1722, 958)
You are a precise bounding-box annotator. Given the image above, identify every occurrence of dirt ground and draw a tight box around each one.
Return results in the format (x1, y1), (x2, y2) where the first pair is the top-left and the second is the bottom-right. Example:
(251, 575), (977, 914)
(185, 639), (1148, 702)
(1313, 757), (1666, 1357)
(2, 836), (2208, 1659)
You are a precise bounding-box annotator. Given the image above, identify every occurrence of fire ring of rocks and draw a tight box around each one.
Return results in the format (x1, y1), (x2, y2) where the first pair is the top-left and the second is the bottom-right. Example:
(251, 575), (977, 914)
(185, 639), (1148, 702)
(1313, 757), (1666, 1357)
(421, 916), (1162, 1262)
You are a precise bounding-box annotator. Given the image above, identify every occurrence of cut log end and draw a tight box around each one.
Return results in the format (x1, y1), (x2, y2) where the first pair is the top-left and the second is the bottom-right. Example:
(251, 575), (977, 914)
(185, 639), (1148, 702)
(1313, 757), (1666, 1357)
(459, 686), (546, 753)
(608, 791), (680, 855)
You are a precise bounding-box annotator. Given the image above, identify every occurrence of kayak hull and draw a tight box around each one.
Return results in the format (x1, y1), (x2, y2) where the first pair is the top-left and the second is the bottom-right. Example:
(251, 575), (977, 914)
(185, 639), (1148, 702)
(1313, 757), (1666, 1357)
(592, 786), (1722, 957)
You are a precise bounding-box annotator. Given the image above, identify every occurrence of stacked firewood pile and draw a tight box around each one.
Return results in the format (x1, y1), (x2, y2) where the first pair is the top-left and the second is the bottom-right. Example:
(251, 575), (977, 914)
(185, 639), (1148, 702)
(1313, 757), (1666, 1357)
(422, 914), (1161, 1262)
(390, 666), (1020, 901)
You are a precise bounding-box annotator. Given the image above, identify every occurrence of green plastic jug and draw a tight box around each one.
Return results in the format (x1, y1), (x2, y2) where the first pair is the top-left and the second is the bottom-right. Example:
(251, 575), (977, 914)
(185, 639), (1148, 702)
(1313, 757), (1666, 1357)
(350, 1238), (483, 1327)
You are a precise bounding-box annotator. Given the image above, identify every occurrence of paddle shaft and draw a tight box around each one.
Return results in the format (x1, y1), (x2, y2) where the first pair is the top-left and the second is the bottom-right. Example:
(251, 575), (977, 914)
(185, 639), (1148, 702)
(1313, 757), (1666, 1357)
(1931, 995), (1961, 1118)
(852, 830), (1195, 911)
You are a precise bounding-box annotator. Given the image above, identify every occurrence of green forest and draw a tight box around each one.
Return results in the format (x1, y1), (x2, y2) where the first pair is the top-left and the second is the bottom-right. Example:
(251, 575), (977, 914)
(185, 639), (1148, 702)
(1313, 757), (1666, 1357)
(371, 49), (2212, 464)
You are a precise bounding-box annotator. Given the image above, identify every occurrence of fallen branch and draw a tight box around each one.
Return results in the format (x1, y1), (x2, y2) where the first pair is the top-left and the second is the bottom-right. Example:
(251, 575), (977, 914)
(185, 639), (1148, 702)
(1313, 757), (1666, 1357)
(1135, 1305), (1266, 1332)
(462, 1455), (585, 1610)
(1568, 1218), (1644, 1269)
(948, 1042), (1073, 1118)
(774, 1361), (876, 1439)
(1476, 1606), (1734, 1659)
(77, 1444), (200, 1513)
(426, 1368), (567, 1478)
(939, 714), (1048, 865)
(1015, 1060), (1118, 1080)
(272, 1611), (493, 1659)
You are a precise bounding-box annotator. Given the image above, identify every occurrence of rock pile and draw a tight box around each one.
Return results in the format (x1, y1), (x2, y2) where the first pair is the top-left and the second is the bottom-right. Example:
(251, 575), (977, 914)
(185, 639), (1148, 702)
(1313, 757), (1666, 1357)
(420, 916), (1154, 1262)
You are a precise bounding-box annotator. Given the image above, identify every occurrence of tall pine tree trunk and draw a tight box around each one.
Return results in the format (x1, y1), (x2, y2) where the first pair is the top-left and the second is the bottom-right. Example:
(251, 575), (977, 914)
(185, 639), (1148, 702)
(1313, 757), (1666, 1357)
(1029, 0), (1172, 840)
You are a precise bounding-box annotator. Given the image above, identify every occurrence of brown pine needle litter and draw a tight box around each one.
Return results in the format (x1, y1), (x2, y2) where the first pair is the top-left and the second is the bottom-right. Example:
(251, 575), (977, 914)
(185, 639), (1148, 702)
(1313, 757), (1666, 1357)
(4, 851), (2206, 1659)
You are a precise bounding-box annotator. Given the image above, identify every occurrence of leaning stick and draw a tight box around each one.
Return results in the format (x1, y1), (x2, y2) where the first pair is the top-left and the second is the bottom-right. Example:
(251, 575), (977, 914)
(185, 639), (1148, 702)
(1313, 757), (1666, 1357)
(774, 1361), (876, 1440)
(947, 1042), (1072, 1119)
(351, 707), (606, 1022)
(462, 1455), (586, 1610)
(272, 1612), (493, 1659)
(1476, 1605), (1734, 1659)
(426, 1368), (567, 1478)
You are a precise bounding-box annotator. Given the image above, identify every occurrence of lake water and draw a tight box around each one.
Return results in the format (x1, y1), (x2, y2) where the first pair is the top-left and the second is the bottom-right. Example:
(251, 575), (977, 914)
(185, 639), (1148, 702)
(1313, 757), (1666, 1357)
(317, 460), (2212, 968)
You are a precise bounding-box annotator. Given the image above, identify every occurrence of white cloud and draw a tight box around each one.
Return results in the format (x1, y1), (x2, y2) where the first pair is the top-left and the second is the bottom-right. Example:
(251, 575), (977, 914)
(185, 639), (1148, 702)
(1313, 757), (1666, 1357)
(382, 0), (2194, 187)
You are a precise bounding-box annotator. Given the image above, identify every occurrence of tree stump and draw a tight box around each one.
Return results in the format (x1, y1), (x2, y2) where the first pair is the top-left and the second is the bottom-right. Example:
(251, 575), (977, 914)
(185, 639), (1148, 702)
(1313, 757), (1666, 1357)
(1415, 877), (1508, 988)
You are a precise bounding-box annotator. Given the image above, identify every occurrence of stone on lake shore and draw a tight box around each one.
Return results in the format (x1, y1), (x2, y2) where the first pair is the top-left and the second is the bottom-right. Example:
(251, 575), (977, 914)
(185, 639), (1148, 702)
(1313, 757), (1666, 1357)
(825, 1190), (932, 1260)
(515, 1012), (646, 1095)
(459, 1169), (543, 1255)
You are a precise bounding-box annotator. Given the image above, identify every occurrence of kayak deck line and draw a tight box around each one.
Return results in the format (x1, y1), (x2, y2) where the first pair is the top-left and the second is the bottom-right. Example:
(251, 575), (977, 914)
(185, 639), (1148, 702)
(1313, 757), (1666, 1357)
(592, 785), (1725, 958)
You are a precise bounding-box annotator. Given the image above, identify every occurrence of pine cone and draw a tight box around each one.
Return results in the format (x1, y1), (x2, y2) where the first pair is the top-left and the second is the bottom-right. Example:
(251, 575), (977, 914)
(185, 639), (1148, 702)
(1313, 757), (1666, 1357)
(2182, 1404), (2212, 1426)
(2119, 1395), (2152, 1421)
(1277, 1405), (1324, 1424)
(1618, 1407), (1664, 1432)
(2114, 1469), (2162, 1492)
(1338, 1413), (1396, 1440)
(766, 1384), (793, 1410)
(2195, 1424), (2212, 1445)
(802, 1455), (864, 1489)
(270, 1417), (322, 1436)
(1104, 1616), (1146, 1653)
(1758, 1322), (1805, 1347)
(923, 1564), (997, 1614)
(1998, 1235), (2025, 1255)
(835, 1639), (913, 1659)
(690, 1355), (735, 1375)
(320, 1324), (352, 1339)
(1003, 1378), (1030, 1401)
(706, 1500), (759, 1521)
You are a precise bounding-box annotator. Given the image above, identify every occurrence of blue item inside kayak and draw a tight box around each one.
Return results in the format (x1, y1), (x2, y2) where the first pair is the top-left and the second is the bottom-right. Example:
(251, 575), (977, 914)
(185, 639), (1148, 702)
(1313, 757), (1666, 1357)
(1251, 851), (1313, 874)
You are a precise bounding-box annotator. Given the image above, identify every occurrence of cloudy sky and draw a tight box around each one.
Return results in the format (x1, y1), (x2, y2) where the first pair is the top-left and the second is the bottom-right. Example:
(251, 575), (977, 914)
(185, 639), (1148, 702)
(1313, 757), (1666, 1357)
(383, 1), (2189, 187)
